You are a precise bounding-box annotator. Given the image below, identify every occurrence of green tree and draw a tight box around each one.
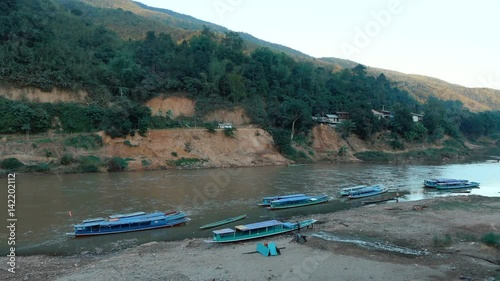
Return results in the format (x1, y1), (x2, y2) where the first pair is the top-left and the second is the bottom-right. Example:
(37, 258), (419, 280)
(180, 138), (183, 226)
(391, 105), (413, 135)
(281, 98), (311, 140)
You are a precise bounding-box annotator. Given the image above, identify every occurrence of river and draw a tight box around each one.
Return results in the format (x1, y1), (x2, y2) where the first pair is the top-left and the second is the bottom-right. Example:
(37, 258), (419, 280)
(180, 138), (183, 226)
(1, 159), (499, 256)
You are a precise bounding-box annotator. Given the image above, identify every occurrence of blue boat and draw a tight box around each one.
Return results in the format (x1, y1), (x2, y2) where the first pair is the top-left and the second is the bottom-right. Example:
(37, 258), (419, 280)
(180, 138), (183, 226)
(258, 194), (306, 206)
(424, 178), (468, 188)
(348, 184), (388, 199)
(207, 219), (317, 243)
(434, 180), (479, 190)
(66, 211), (190, 237)
(267, 195), (330, 210)
(340, 185), (367, 196)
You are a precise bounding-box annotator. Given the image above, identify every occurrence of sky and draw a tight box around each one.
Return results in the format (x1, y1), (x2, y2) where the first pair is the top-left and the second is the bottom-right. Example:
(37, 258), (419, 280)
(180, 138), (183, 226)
(135, 0), (500, 90)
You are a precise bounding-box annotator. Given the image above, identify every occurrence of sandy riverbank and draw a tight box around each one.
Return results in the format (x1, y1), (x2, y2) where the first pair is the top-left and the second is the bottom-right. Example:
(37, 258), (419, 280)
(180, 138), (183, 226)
(1, 196), (499, 281)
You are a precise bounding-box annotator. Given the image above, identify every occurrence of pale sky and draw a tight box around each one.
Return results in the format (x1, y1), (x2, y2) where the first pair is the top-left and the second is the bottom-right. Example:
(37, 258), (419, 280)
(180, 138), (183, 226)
(135, 0), (500, 90)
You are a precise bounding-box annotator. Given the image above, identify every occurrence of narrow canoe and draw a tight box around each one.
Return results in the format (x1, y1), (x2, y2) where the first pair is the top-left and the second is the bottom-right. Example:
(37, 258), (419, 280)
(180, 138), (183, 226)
(199, 214), (247, 230)
(361, 196), (397, 205)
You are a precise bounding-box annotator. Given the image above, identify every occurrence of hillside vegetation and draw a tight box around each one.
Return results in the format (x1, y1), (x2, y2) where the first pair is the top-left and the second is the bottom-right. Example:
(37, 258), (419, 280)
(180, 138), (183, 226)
(0, 0), (499, 175)
(63, 0), (500, 112)
(370, 69), (500, 112)
(320, 58), (500, 112)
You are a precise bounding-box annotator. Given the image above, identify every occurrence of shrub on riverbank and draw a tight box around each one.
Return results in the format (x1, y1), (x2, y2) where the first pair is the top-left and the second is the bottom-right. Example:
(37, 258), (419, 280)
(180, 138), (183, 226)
(0, 158), (24, 170)
(106, 157), (128, 172)
(481, 232), (500, 248)
(60, 154), (76, 165)
(78, 156), (102, 173)
(433, 234), (453, 248)
(22, 163), (51, 173)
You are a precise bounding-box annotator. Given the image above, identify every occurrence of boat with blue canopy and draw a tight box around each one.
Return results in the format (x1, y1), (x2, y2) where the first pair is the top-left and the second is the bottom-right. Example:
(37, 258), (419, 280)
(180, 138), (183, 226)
(207, 219), (317, 243)
(66, 211), (190, 237)
(258, 194), (306, 206)
(434, 180), (479, 190)
(267, 195), (330, 210)
(424, 178), (468, 188)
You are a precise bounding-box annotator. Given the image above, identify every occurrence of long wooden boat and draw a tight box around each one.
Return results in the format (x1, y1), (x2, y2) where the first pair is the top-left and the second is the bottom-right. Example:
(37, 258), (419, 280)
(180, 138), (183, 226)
(361, 196), (397, 205)
(434, 181), (479, 190)
(206, 219), (317, 243)
(424, 178), (467, 188)
(267, 195), (330, 210)
(199, 214), (247, 229)
(258, 194), (306, 206)
(348, 185), (387, 199)
(340, 185), (366, 196)
(66, 211), (189, 237)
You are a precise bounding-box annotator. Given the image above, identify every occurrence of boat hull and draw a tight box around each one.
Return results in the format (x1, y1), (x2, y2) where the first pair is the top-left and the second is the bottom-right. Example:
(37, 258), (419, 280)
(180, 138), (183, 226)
(423, 178), (467, 188)
(268, 197), (330, 210)
(208, 219), (317, 243)
(348, 187), (388, 199)
(361, 196), (397, 205)
(259, 194), (306, 206)
(199, 214), (247, 230)
(68, 218), (190, 237)
(340, 185), (366, 196)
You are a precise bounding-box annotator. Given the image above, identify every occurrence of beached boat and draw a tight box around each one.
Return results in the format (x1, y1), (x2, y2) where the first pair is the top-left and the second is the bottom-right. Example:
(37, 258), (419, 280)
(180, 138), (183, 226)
(434, 180), (479, 190)
(267, 195), (330, 210)
(66, 211), (190, 237)
(340, 185), (366, 196)
(348, 185), (387, 199)
(424, 178), (467, 188)
(199, 214), (247, 230)
(258, 194), (306, 206)
(207, 219), (317, 243)
(361, 196), (398, 205)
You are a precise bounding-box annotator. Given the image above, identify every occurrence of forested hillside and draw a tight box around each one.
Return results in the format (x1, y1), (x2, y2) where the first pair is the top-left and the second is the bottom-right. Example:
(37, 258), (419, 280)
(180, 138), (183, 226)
(0, 0), (499, 157)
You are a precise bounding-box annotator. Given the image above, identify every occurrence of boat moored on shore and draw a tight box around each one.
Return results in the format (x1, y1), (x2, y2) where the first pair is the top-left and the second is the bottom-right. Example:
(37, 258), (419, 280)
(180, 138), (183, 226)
(424, 178), (467, 188)
(66, 211), (190, 237)
(207, 219), (317, 243)
(340, 185), (367, 196)
(348, 185), (388, 199)
(435, 181), (480, 190)
(424, 178), (479, 190)
(199, 214), (247, 229)
(258, 194), (306, 206)
(267, 195), (330, 210)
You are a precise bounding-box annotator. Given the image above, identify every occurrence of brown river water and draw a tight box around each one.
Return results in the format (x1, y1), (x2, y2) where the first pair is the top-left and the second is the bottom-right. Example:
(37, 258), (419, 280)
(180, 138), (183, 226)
(1, 159), (499, 256)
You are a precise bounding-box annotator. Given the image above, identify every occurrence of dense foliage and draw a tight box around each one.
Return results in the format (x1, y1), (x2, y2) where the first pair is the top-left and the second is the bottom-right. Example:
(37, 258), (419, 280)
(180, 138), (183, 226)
(0, 97), (150, 138)
(0, 0), (499, 146)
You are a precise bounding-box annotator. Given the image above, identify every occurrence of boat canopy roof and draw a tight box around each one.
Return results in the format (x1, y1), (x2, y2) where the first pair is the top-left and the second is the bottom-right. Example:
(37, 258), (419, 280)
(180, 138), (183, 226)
(428, 178), (467, 183)
(213, 228), (236, 235)
(82, 218), (104, 223)
(108, 211), (146, 219)
(350, 185), (384, 194)
(75, 212), (184, 228)
(235, 220), (282, 231)
(341, 185), (366, 191)
(262, 194), (305, 200)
